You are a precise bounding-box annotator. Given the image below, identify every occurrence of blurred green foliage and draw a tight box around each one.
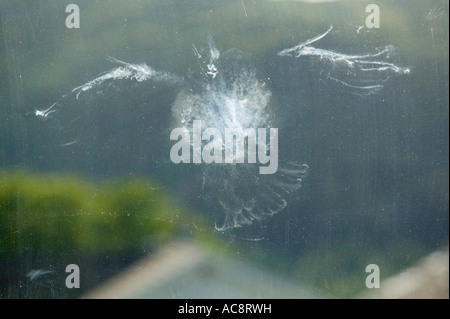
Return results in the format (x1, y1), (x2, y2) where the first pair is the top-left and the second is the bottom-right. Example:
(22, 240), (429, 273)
(0, 170), (183, 256)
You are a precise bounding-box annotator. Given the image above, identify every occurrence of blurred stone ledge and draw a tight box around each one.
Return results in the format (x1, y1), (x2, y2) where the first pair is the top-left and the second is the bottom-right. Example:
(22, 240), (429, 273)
(359, 247), (449, 299)
(82, 241), (322, 299)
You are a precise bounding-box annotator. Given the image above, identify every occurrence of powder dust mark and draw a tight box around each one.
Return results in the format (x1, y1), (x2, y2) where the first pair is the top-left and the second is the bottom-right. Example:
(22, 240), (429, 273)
(35, 102), (59, 118)
(236, 235), (265, 241)
(192, 44), (202, 59)
(278, 25), (410, 94)
(172, 46), (308, 231)
(35, 57), (183, 119)
(34, 40), (309, 231)
(206, 38), (220, 78)
(60, 139), (79, 147)
(328, 76), (384, 93)
(26, 269), (55, 288)
(429, 27), (439, 82)
(278, 25), (333, 57)
(74, 57), (184, 99)
(425, 5), (446, 82)
(191, 40), (220, 78)
(240, 0), (248, 17)
(191, 39), (220, 78)
(426, 5), (445, 21)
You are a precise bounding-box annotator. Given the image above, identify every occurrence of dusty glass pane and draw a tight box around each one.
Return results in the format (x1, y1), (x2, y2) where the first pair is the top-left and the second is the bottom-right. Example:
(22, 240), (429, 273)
(0, 0), (448, 299)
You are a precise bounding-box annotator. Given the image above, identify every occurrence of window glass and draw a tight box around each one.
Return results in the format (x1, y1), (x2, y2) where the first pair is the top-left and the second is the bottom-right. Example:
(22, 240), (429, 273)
(0, 0), (448, 299)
